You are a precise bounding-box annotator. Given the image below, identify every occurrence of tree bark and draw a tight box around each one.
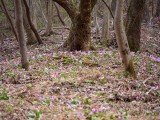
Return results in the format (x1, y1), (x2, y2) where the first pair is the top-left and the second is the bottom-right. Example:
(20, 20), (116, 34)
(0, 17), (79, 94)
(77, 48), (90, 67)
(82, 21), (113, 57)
(45, 0), (53, 36)
(15, 0), (29, 70)
(114, 0), (136, 79)
(53, 0), (97, 51)
(155, 0), (160, 17)
(54, 2), (66, 26)
(93, 3), (100, 34)
(125, 0), (146, 52)
(1, 0), (18, 41)
(31, 0), (38, 29)
(101, 0), (111, 45)
(68, 0), (92, 51)
(22, 3), (37, 45)
(111, 0), (116, 16)
(23, 0), (43, 44)
(38, 0), (47, 23)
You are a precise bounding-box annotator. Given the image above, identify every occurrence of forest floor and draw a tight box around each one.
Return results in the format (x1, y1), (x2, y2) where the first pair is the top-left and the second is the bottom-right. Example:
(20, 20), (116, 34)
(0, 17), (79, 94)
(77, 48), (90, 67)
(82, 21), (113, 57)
(0, 24), (160, 120)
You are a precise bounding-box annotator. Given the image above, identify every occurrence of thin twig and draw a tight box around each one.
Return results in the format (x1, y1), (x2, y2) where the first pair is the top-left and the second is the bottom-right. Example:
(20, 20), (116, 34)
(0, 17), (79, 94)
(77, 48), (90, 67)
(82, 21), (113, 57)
(101, 0), (114, 19)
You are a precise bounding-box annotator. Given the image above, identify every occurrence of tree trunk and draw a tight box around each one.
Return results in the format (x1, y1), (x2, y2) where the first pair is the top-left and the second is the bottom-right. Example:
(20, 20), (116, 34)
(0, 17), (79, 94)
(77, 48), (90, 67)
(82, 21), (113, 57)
(125, 0), (146, 52)
(93, 3), (100, 40)
(23, 0), (43, 44)
(53, 0), (97, 51)
(101, 0), (111, 45)
(155, 0), (160, 17)
(111, 0), (116, 16)
(68, 0), (92, 51)
(22, 4), (37, 45)
(31, 0), (38, 29)
(38, 0), (47, 23)
(54, 2), (66, 26)
(45, 0), (53, 36)
(1, 0), (18, 41)
(15, 0), (29, 70)
(114, 0), (136, 79)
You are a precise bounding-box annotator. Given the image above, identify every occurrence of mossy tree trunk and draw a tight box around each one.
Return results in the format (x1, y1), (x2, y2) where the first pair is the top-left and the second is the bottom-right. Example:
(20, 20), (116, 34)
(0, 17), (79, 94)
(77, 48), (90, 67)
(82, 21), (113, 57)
(114, 0), (137, 79)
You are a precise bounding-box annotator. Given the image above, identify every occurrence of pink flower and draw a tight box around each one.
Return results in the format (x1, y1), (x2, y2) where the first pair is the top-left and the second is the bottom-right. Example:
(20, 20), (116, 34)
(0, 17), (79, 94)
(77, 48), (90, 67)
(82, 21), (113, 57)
(150, 55), (160, 62)
(33, 107), (39, 111)
(77, 112), (84, 117)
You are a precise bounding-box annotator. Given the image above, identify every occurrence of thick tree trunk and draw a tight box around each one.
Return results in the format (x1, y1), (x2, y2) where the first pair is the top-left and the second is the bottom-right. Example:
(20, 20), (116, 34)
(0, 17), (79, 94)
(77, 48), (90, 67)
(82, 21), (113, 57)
(114, 0), (136, 79)
(68, 0), (92, 51)
(53, 0), (97, 51)
(15, 0), (29, 70)
(125, 0), (146, 52)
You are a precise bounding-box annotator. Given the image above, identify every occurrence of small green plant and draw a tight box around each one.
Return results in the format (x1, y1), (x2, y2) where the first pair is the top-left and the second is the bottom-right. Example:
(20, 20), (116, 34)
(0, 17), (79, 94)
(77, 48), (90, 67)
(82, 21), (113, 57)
(86, 80), (95, 84)
(29, 108), (42, 120)
(7, 72), (16, 78)
(63, 58), (75, 64)
(104, 53), (111, 59)
(41, 98), (50, 106)
(0, 88), (9, 100)
(116, 72), (122, 79)
(71, 98), (80, 105)
(61, 73), (67, 79)
(84, 97), (91, 105)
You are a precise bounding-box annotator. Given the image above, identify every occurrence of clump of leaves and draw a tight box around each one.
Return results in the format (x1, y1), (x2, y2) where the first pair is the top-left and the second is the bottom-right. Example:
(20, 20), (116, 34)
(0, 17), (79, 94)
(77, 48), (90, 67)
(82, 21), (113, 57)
(0, 88), (9, 100)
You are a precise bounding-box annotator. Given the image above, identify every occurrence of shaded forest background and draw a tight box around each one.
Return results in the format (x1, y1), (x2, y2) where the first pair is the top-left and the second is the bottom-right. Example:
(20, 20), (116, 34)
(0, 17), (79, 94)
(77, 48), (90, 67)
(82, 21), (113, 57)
(0, 0), (160, 120)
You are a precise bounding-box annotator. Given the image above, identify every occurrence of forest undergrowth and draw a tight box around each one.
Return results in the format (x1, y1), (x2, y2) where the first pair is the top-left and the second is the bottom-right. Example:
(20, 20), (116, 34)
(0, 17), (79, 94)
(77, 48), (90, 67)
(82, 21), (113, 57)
(0, 25), (160, 120)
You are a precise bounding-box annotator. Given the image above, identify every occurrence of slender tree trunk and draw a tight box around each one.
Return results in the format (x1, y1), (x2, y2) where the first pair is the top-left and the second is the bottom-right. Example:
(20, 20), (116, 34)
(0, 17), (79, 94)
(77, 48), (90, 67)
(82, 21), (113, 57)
(101, 0), (111, 45)
(0, 33), (4, 52)
(114, 0), (136, 79)
(45, 0), (53, 36)
(155, 0), (160, 17)
(54, 2), (66, 26)
(125, 0), (146, 52)
(38, 0), (47, 23)
(23, 13), (37, 45)
(22, 3), (37, 45)
(15, 0), (29, 70)
(111, 0), (116, 16)
(23, 0), (43, 44)
(93, 3), (100, 40)
(1, 0), (18, 41)
(31, 0), (38, 29)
